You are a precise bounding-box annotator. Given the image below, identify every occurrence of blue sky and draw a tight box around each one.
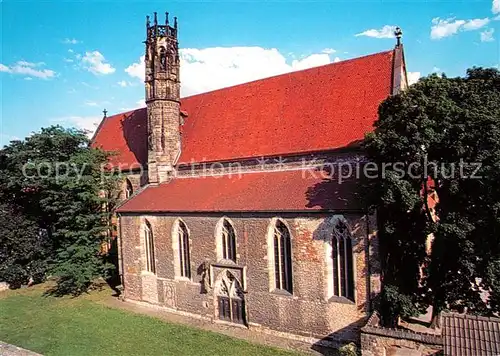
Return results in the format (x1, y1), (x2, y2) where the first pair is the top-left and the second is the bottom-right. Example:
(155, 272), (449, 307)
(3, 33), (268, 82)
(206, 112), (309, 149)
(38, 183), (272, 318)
(1, 0), (499, 146)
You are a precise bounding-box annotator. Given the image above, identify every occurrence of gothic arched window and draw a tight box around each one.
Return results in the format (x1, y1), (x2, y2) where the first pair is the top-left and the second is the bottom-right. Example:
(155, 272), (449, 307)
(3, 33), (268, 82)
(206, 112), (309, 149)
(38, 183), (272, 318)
(219, 219), (236, 262)
(273, 220), (293, 294)
(176, 220), (191, 278)
(216, 271), (246, 325)
(167, 42), (176, 73)
(332, 220), (355, 301)
(125, 178), (133, 199)
(144, 220), (155, 274)
(159, 46), (167, 71)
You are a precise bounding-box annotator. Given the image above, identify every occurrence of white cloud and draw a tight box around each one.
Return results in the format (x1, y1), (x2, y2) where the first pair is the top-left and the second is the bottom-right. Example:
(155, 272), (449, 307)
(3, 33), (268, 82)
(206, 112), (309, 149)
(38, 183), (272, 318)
(62, 38), (79, 45)
(481, 28), (495, 42)
(431, 18), (466, 39)
(355, 25), (397, 39)
(493, 0), (500, 14)
(64, 58), (74, 63)
(117, 80), (130, 87)
(290, 53), (331, 70)
(407, 72), (421, 85)
(126, 47), (339, 97)
(16, 60), (44, 67)
(463, 18), (490, 31)
(432, 66), (443, 75)
(85, 101), (98, 107)
(119, 99), (146, 112)
(333, 57), (341, 63)
(52, 115), (102, 137)
(181, 47), (334, 96)
(0, 61), (56, 79)
(125, 56), (144, 80)
(431, 17), (490, 39)
(321, 48), (336, 54)
(81, 51), (115, 75)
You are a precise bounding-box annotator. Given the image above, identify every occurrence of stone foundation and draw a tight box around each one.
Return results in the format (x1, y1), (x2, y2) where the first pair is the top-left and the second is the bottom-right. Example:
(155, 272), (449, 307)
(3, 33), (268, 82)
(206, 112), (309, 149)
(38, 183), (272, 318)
(360, 313), (442, 356)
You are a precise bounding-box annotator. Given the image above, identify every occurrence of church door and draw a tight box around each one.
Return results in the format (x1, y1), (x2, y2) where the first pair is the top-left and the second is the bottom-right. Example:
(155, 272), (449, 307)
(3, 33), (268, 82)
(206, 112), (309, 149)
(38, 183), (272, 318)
(215, 270), (246, 325)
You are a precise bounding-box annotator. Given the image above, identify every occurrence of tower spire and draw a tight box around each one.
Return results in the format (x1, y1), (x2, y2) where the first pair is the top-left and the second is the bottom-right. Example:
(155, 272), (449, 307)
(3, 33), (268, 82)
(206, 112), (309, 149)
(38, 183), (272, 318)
(144, 11), (181, 184)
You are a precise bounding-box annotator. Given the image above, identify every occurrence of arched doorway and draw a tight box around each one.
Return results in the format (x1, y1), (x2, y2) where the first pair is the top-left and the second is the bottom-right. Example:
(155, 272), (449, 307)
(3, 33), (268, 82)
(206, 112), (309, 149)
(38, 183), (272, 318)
(214, 270), (246, 325)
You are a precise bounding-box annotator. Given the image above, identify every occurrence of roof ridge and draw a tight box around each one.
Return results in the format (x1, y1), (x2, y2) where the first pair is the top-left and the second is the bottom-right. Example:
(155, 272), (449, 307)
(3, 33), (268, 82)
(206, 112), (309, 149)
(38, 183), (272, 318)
(442, 312), (500, 323)
(96, 49), (394, 122)
(180, 49), (394, 100)
(92, 47), (395, 170)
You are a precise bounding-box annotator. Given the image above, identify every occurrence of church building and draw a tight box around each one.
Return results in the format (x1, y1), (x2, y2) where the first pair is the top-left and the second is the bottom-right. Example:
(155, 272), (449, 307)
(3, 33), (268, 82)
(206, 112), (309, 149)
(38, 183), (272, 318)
(91, 12), (409, 344)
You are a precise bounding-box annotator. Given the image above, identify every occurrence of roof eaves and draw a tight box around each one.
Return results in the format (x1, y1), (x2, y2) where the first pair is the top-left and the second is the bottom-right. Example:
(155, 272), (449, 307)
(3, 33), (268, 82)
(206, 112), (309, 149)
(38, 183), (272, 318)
(115, 208), (367, 215)
(114, 182), (153, 212)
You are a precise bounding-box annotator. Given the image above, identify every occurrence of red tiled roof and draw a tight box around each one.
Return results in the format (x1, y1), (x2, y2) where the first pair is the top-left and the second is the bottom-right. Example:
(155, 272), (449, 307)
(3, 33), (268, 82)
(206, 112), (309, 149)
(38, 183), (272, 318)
(91, 109), (147, 170)
(116, 169), (362, 213)
(179, 50), (393, 163)
(442, 312), (500, 356)
(91, 50), (394, 167)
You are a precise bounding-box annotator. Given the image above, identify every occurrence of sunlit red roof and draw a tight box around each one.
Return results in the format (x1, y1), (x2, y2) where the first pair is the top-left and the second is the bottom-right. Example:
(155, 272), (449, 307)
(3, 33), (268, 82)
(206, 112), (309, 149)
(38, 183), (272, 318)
(116, 169), (362, 213)
(91, 50), (394, 167)
(90, 109), (147, 170)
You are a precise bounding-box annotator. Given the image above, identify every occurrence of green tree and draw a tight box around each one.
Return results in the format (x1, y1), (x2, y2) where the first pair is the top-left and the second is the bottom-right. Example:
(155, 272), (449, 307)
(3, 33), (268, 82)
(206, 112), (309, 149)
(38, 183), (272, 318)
(0, 203), (50, 288)
(365, 68), (500, 326)
(0, 126), (119, 295)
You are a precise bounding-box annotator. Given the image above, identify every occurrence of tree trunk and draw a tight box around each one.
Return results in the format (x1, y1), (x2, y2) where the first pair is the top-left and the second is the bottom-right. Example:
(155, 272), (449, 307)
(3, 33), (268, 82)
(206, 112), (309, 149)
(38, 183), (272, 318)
(430, 305), (441, 329)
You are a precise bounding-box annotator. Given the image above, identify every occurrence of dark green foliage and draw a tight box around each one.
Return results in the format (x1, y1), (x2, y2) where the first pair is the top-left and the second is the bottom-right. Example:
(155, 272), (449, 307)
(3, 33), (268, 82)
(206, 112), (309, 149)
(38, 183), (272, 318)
(0, 126), (118, 295)
(0, 204), (50, 288)
(365, 68), (500, 325)
(380, 284), (421, 328)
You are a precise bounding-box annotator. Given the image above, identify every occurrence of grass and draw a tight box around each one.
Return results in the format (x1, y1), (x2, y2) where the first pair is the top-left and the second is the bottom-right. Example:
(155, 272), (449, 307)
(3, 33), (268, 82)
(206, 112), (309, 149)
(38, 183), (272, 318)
(0, 284), (301, 356)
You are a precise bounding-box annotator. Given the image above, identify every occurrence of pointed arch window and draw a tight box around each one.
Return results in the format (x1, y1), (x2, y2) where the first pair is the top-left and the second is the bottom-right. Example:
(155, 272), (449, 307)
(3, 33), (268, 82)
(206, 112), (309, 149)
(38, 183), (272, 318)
(125, 178), (133, 199)
(273, 220), (293, 293)
(144, 220), (156, 274)
(216, 271), (246, 325)
(332, 220), (354, 300)
(177, 221), (191, 278)
(221, 219), (237, 262)
(159, 46), (167, 71)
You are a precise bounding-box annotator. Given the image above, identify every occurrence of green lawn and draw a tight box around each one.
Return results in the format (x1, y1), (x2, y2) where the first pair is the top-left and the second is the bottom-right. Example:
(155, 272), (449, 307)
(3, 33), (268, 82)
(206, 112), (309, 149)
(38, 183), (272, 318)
(0, 285), (300, 356)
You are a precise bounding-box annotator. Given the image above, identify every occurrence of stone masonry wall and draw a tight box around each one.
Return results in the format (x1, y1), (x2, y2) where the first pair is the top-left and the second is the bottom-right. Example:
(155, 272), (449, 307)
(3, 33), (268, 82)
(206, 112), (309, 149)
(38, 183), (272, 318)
(360, 314), (442, 356)
(119, 212), (379, 342)
(361, 332), (442, 356)
(147, 100), (181, 183)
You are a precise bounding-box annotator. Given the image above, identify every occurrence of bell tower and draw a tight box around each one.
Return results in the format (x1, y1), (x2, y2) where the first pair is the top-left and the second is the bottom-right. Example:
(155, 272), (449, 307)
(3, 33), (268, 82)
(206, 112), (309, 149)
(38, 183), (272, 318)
(145, 12), (181, 184)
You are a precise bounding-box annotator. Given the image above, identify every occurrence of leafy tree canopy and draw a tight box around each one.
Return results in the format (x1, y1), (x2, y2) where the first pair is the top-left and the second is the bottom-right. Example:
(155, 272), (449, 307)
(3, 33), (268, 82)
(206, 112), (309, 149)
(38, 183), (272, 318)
(0, 203), (50, 289)
(0, 126), (119, 295)
(365, 67), (500, 326)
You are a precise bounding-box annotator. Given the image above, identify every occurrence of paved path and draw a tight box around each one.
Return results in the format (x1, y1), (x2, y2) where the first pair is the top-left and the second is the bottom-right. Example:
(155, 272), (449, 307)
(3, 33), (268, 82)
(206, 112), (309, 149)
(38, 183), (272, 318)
(0, 342), (42, 356)
(101, 297), (338, 355)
